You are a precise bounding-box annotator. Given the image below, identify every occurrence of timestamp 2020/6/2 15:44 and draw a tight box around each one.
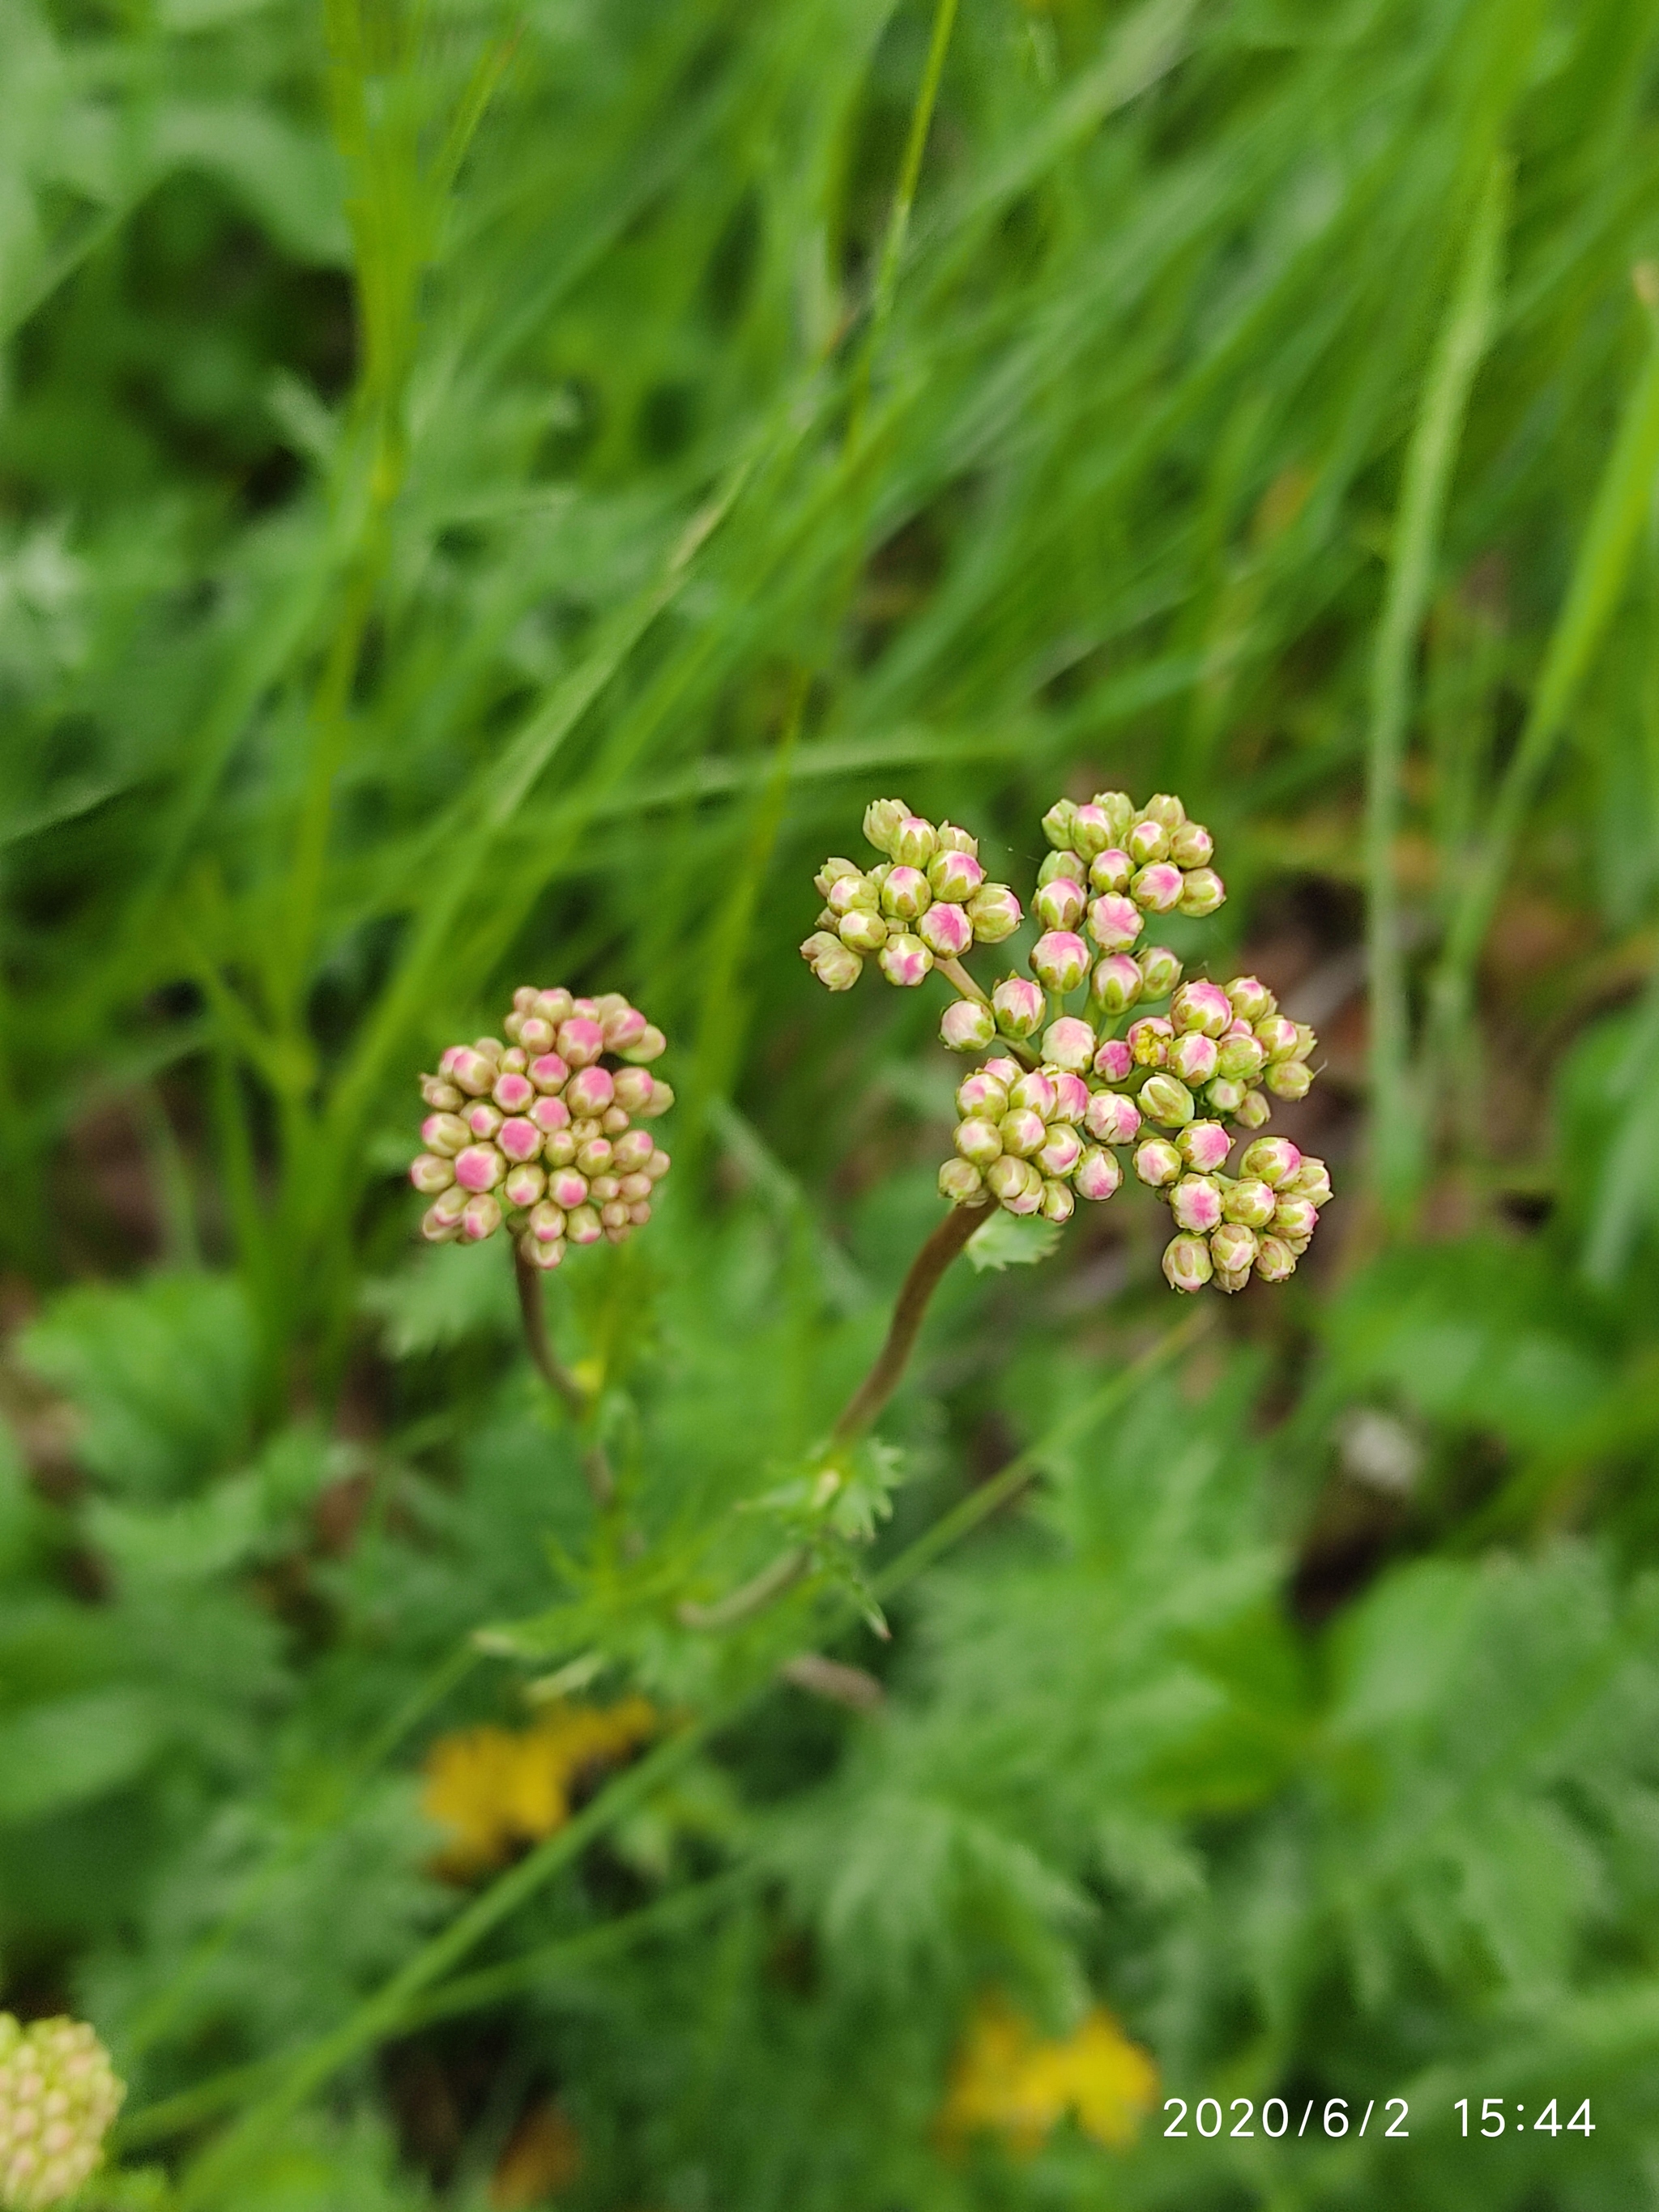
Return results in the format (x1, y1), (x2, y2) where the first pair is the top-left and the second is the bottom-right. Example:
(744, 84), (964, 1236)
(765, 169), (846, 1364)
(1162, 2096), (1595, 2142)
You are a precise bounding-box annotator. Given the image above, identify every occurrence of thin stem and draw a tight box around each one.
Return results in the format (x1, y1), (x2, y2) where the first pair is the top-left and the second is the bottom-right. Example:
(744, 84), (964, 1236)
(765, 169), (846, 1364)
(678, 1547), (811, 1630)
(937, 955), (987, 1004)
(831, 1201), (983, 1447)
(514, 1247), (615, 1508)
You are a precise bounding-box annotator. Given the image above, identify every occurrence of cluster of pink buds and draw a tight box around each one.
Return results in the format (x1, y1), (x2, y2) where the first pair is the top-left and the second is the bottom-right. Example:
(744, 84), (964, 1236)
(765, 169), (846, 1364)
(408, 987), (672, 1271)
(809, 791), (1333, 1294)
(0, 2014), (123, 2211)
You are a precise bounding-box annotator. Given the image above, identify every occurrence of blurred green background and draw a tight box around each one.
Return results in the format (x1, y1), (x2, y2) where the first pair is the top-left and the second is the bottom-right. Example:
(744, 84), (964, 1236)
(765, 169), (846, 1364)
(5, 0), (1659, 2203)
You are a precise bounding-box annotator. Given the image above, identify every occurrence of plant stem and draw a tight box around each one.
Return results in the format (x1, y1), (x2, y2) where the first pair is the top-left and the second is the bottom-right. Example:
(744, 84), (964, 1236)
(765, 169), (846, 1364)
(831, 1201), (983, 1447)
(937, 956), (987, 1004)
(514, 1247), (615, 1508)
(678, 1547), (811, 1630)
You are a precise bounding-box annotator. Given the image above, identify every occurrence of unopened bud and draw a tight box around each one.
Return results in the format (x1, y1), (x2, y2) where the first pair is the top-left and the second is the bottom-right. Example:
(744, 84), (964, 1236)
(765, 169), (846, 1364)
(821, 863), (872, 912)
(1127, 816), (1168, 866)
(1093, 791), (1135, 842)
(1141, 793), (1186, 832)
(1235, 1088), (1272, 1129)
(936, 821), (979, 856)
(519, 1234), (565, 1270)
(929, 849), (984, 902)
(497, 1116), (544, 1165)
(531, 1094), (572, 1138)
(992, 977), (1045, 1038)
(983, 1055), (1023, 1084)
(1133, 1138), (1183, 1187)
(1140, 1073), (1195, 1128)
(1169, 820), (1213, 868)
(1009, 1070), (1057, 1119)
(449, 1047), (496, 1097)
(1253, 1236), (1297, 1283)
(1034, 876), (1086, 931)
(1175, 1119), (1231, 1174)
(1170, 1174), (1223, 1234)
(410, 1153), (455, 1195)
(1177, 867), (1226, 917)
(1162, 1233), (1213, 1294)
(1225, 975), (1276, 1023)
(1042, 1016), (1097, 1072)
(919, 901), (974, 957)
(939, 1158), (987, 1206)
(1255, 1016), (1300, 1062)
(612, 1067), (655, 1113)
(1136, 945), (1182, 999)
(565, 1066), (616, 1117)
(1131, 862), (1183, 912)
(838, 909), (889, 954)
(422, 1205), (461, 1243)
(1171, 981), (1231, 1038)
(429, 1183), (467, 1226)
(986, 1155), (1042, 1210)
(503, 1164), (546, 1209)
(956, 1117), (1004, 1169)
(420, 1076), (463, 1111)
(880, 865), (932, 921)
(1284, 1156), (1333, 1205)
(1127, 1016), (1173, 1068)
(956, 1069), (1009, 1119)
(1272, 1195), (1320, 1242)
(1041, 798), (1078, 849)
(548, 1166), (590, 1210)
(460, 1194), (502, 1242)
(602, 1008), (649, 1055)
(645, 1148), (672, 1180)
(1167, 1032), (1218, 1085)
(890, 815), (937, 867)
(534, 988), (575, 1025)
(1074, 1146), (1122, 1201)
(1239, 1136), (1302, 1187)
(1215, 1031), (1266, 1082)
(1038, 849), (1084, 889)
(1265, 1059), (1313, 1101)
(1070, 803), (1115, 858)
(1091, 953), (1142, 1014)
(1030, 930), (1090, 992)
(1088, 849), (1132, 895)
(878, 932), (933, 987)
(1036, 1127), (1082, 1179)
(620, 1022), (668, 1064)
(1049, 1071), (1090, 1123)
(1205, 1077), (1248, 1114)
(454, 1144), (505, 1192)
(1084, 1091), (1141, 1146)
(422, 1112), (469, 1156)
(1210, 1221), (1258, 1275)
(1000, 1108), (1048, 1158)
(562, 1204), (601, 1246)
(557, 1017), (605, 1067)
(1087, 893), (1143, 952)
(863, 799), (910, 855)
(941, 998), (996, 1052)
(528, 1051), (569, 1093)
(1039, 1178), (1076, 1223)
(966, 884), (1022, 943)
(1093, 1038), (1132, 1083)
(466, 1101), (503, 1140)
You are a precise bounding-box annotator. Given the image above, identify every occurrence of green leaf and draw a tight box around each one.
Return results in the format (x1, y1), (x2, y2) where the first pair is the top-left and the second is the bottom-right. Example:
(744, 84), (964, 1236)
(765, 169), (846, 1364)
(965, 1210), (1061, 1272)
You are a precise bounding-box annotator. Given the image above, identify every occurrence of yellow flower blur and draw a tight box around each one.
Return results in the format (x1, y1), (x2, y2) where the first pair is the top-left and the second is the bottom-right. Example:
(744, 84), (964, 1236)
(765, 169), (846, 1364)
(939, 1996), (1158, 2157)
(422, 1698), (656, 1877)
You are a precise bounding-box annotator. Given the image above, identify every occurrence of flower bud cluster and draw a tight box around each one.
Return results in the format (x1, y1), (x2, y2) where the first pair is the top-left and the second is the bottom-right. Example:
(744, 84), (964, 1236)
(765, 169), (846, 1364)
(0, 2014), (123, 2210)
(940, 1058), (1128, 1223)
(1155, 1140), (1331, 1296)
(409, 987), (672, 1270)
(800, 802), (1023, 993)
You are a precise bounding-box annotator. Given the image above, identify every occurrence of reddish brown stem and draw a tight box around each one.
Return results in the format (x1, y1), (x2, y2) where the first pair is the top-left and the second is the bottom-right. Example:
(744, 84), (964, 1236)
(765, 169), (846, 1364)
(830, 1201), (983, 1447)
(514, 1247), (615, 1509)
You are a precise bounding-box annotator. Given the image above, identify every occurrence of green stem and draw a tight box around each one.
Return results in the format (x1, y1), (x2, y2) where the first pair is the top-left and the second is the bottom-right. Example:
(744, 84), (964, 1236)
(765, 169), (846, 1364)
(830, 1201), (983, 1447)
(514, 1246), (615, 1508)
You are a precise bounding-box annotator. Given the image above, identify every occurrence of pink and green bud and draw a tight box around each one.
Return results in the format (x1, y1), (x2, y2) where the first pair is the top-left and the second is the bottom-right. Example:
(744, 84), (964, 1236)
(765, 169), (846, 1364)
(1074, 1146), (1123, 1201)
(929, 848), (983, 902)
(1205, 1077), (1248, 1115)
(430, 1183), (468, 1227)
(816, 855), (864, 897)
(1036, 1126), (1083, 1178)
(1038, 849), (1084, 890)
(1088, 848), (1133, 895)
(565, 1204), (604, 1247)
(1213, 1265), (1251, 1296)
(1176, 1119), (1231, 1174)
(618, 1023), (667, 1063)
(1087, 894), (1143, 952)
(1210, 1221), (1258, 1275)
(863, 799), (911, 855)
(1133, 1137), (1183, 1187)
(596, 1196), (629, 1230)
(620, 1173), (652, 1203)
(1131, 862), (1183, 913)
(1049, 1071), (1090, 1122)
(1170, 1174), (1223, 1234)
(531, 1098), (572, 1149)
(1042, 1016), (1097, 1072)
(499, 1045), (529, 1075)
(534, 987), (575, 1025)
(565, 1066), (616, 1117)
(497, 1116), (543, 1165)
(1126, 816), (1168, 866)
(642, 1079), (675, 1118)
(420, 1075), (463, 1111)
(454, 1144), (505, 1192)
(557, 1016), (605, 1068)
(986, 1154), (1041, 1208)
(942, 998), (996, 1052)
(460, 1193), (503, 1242)
(1285, 1156), (1332, 1205)
(519, 1234), (565, 1271)
(645, 1147), (672, 1180)
(1030, 930), (1090, 992)
(878, 932), (934, 987)
(603, 1004), (648, 1051)
(1093, 1038), (1132, 1083)
(1039, 1178), (1076, 1223)
(1009, 1069), (1057, 1119)
(466, 1101), (503, 1140)
(956, 1116), (1004, 1169)
(1070, 803), (1115, 858)
(518, 1016), (556, 1054)
(1085, 1090), (1141, 1146)
(1215, 1031), (1266, 1082)
(1041, 798), (1078, 849)
(1000, 1108), (1048, 1158)
(919, 901), (974, 958)
(1091, 953), (1142, 1014)
(422, 1111), (470, 1156)
(957, 1069), (1010, 1118)
(577, 1136), (614, 1176)
(1177, 868), (1226, 918)
(1169, 820), (1213, 868)
(1239, 1136), (1301, 1187)
(1253, 1236), (1297, 1283)
(410, 1153), (455, 1195)
(1162, 1233), (1213, 1294)
(529, 1051), (569, 1093)
(548, 1166), (590, 1210)
(936, 821), (979, 856)
(1265, 1059), (1313, 1101)
(1224, 977), (1276, 1025)
(1255, 1016), (1300, 1062)
(1272, 1194), (1320, 1242)
(1141, 793), (1186, 833)
(629, 1201), (652, 1225)
(827, 872), (879, 916)
(504, 1164), (546, 1210)
(890, 815), (938, 867)
(1034, 876), (1086, 931)
(1128, 1016), (1174, 1068)
(983, 1055), (1024, 1084)
(881, 865), (932, 921)
(1235, 1088), (1273, 1130)
(422, 1204), (461, 1243)
(992, 976), (1045, 1038)
(612, 1068), (655, 1114)
(1094, 791), (1136, 842)
(967, 884), (1022, 943)
(1136, 945), (1183, 998)
(1171, 980), (1232, 1038)
(1167, 1032), (1218, 1085)
(449, 1047), (497, 1097)
(1140, 1073), (1196, 1129)
(939, 1157), (987, 1206)
(1292, 1022), (1316, 1061)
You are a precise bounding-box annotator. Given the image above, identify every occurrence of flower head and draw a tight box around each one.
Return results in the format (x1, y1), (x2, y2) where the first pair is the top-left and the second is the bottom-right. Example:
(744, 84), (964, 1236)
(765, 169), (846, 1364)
(0, 2014), (124, 2210)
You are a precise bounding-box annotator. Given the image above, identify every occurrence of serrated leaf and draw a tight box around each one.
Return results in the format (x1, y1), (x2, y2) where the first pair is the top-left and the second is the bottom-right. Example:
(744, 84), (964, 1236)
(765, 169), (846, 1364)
(966, 1211), (1062, 1273)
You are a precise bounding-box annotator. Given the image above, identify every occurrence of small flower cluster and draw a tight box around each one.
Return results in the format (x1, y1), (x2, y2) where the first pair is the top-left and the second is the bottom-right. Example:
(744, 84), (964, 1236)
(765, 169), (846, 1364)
(0, 2014), (123, 2212)
(806, 791), (1333, 1293)
(409, 987), (672, 1270)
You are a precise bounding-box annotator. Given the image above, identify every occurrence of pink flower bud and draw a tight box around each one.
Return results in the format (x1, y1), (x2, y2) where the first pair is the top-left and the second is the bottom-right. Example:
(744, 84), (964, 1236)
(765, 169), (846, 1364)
(1049, 1071), (1090, 1123)
(466, 1101), (504, 1140)
(1074, 1146), (1123, 1201)
(1034, 877), (1085, 932)
(941, 999), (997, 1052)
(936, 821), (978, 856)
(891, 815), (938, 867)
(1222, 1178), (1275, 1229)
(1095, 791), (1136, 842)
(1239, 1136), (1301, 1187)
(612, 1067), (655, 1112)
(939, 1157), (987, 1206)
(815, 856), (863, 897)
(1170, 820), (1213, 868)
(511, 986), (539, 1013)
(878, 932), (933, 987)
(1091, 954), (1142, 1014)
(454, 1144), (505, 1192)
(620, 1173), (653, 1202)
(1162, 1232), (1213, 1294)
(1038, 848), (1083, 888)
(992, 977), (1045, 1038)
(1041, 798), (1077, 849)
(1127, 816), (1168, 865)
(1178, 867), (1226, 917)
(460, 1194), (503, 1242)
(422, 1205), (462, 1243)
(603, 1106), (630, 1134)
(919, 901), (974, 957)
(1131, 862), (1183, 912)
(497, 1116), (543, 1164)
(1000, 1108), (1048, 1158)
(1009, 1068), (1057, 1119)
(1171, 981), (1231, 1038)
(492, 1070), (534, 1115)
(1085, 1090), (1141, 1145)
(956, 1117), (1004, 1168)
(565, 1066), (616, 1117)
(881, 865), (932, 920)
(1216, 1031), (1266, 1082)
(1133, 1138), (1183, 1187)
(1235, 1088), (1273, 1129)
(983, 1055), (1023, 1084)
(1205, 1078), (1247, 1114)
(565, 1204), (603, 1246)
(531, 1095), (572, 1140)
(410, 1153), (455, 1195)
(1253, 1236), (1297, 1283)
(474, 1037), (506, 1061)
(618, 1024), (668, 1064)
(577, 1136), (613, 1175)
(929, 849), (984, 902)
(422, 1112), (469, 1156)
(1272, 1195), (1320, 1242)
(503, 1163), (546, 1209)
(534, 987), (575, 1025)
(863, 799), (910, 855)
(1087, 893), (1143, 952)
(957, 1070), (1010, 1119)
(596, 1198), (629, 1230)
(420, 1076), (463, 1111)
(1256, 1016), (1300, 1062)
(450, 1048), (496, 1096)
(1030, 930), (1090, 993)
(1213, 1265), (1250, 1295)
(589, 1174), (621, 1204)
(518, 1016), (556, 1055)
(1170, 1175), (1223, 1234)
(987, 1156), (1043, 1213)
(1089, 848), (1132, 895)
(1070, 803), (1115, 857)
(1266, 1059), (1313, 1101)
(1039, 1178), (1076, 1223)
(519, 1234), (565, 1271)
(628, 1200), (653, 1226)
(603, 1004), (649, 1051)
(527, 1052), (568, 1094)
(1225, 974), (1275, 1023)
(501, 1044), (529, 1073)
(612, 1128), (654, 1172)
(967, 884), (1023, 943)
(1094, 1038), (1132, 1083)
(1176, 1119), (1231, 1174)
(1167, 1032), (1218, 1085)
(430, 1183), (468, 1225)
(826, 873), (876, 918)
(553, 1016), (602, 1068)
(640, 1078), (675, 1119)
(1137, 945), (1183, 998)
(1141, 793), (1186, 831)
(1128, 1016), (1173, 1068)
(645, 1148), (672, 1179)
(805, 925), (864, 980)
(1285, 1156), (1333, 1205)
(548, 1166), (590, 1210)
(1037, 1126), (1082, 1178)
(1210, 1221), (1258, 1274)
